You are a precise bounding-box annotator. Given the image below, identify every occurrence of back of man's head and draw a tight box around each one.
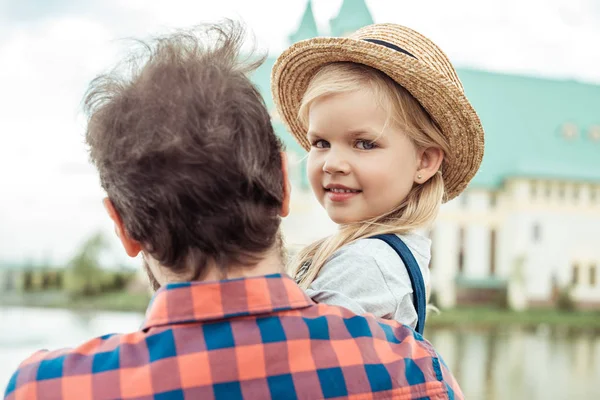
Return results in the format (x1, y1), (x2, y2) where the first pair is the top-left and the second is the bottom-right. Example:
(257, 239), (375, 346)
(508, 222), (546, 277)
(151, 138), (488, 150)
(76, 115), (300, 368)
(84, 21), (284, 280)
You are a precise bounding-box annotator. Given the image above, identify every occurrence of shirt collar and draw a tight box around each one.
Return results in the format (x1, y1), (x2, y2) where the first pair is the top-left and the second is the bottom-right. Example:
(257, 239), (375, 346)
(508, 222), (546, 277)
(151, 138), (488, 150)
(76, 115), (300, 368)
(142, 273), (314, 330)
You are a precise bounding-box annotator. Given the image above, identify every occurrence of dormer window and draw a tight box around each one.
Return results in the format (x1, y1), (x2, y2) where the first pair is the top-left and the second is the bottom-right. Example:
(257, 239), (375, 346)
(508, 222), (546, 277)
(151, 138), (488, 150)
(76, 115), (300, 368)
(561, 123), (578, 140)
(589, 126), (600, 142)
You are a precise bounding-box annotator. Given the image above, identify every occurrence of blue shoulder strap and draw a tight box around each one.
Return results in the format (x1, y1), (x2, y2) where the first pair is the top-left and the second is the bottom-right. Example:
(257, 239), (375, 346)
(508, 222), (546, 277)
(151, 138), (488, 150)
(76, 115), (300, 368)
(369, 234), (427, 334)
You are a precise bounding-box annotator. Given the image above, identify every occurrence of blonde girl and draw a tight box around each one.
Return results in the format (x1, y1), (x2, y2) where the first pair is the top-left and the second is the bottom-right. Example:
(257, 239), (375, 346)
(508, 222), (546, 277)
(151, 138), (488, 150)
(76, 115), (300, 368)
(271, 23), (484, 334)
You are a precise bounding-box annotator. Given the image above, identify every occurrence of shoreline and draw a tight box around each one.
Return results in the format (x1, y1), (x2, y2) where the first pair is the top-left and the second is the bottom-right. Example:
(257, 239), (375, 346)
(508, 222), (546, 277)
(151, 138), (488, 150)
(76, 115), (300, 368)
(0, 291), (150, 313)
(426, 307), (600, 330)
(2, 292), (600, 329)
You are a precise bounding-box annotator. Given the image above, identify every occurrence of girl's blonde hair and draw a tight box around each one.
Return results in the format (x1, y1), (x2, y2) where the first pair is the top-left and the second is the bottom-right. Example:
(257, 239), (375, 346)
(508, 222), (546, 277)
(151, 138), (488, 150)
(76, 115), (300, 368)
(291, 62), (450, 292)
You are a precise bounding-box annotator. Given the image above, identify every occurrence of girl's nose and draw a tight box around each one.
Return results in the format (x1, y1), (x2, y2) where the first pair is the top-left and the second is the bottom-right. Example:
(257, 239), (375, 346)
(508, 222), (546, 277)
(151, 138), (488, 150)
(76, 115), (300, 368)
(322, 149), (351, 175)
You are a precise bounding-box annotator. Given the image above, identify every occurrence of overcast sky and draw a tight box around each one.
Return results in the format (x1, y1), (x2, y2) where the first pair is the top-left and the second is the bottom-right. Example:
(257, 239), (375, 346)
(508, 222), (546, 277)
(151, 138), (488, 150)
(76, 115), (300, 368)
(1, 0), (599, 266)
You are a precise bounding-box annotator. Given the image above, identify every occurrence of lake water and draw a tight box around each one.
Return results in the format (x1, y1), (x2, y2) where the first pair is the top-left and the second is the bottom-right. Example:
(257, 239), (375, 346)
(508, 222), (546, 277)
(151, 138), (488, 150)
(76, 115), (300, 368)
(1, 307), (599, 399)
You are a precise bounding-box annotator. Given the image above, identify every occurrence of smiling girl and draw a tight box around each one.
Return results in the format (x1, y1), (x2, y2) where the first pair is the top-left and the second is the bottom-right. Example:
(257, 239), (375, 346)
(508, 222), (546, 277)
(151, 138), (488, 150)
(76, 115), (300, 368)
(272, 23), (484, 333)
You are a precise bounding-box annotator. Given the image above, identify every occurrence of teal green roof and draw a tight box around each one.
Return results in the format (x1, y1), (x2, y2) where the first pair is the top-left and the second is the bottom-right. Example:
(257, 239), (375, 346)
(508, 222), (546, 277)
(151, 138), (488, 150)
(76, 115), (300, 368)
(458, 68), (600, 187)
(251, 56), (309, 188)
(251, 56), (304, 155)
(330, 0), (374, 37)
(289, 0), (319, 44)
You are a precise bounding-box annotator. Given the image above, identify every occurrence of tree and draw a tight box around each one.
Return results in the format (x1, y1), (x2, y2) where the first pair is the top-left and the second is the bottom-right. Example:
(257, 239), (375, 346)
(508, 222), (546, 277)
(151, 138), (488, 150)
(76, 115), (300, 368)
(65, 232), (108, 297)
(22, 270), (33, 292)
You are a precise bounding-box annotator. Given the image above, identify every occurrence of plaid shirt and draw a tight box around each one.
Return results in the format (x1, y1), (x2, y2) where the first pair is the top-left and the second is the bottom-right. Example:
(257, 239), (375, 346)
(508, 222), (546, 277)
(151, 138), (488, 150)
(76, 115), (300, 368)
(5, 274), (462, 400)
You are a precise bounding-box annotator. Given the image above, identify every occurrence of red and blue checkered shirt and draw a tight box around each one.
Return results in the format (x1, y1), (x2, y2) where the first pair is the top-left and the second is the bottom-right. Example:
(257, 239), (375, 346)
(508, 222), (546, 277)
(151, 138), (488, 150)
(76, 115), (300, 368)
(5, 274), (463, 399)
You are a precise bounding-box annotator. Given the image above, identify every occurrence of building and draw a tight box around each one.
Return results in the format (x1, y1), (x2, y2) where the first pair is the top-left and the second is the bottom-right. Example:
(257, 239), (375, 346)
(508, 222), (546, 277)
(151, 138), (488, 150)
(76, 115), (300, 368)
(251, 0), (600, 310)
(432, 70), (600, 310)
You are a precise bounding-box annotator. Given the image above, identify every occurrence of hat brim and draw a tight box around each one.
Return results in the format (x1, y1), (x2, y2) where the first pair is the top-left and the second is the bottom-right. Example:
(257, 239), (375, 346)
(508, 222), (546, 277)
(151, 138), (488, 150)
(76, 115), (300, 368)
(271, 37), (484, 201)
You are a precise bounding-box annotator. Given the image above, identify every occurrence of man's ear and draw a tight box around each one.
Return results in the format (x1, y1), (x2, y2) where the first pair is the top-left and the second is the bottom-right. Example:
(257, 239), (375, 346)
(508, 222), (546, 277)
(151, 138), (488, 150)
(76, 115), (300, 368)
(280, 152), (292, 217)
(102, 198), (142, 257)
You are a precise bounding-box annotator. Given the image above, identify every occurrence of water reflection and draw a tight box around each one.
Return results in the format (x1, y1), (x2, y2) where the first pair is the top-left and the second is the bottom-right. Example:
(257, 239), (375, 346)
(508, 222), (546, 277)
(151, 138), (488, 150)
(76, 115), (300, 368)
(0, 306), (144, 392)
(426, 325), (600, 399)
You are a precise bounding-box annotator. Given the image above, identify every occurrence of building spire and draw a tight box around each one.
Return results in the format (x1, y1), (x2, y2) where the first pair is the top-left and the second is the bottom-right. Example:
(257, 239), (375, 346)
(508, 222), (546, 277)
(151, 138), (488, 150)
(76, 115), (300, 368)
(330, 0), (374, 37)
(289, 0), (319, 44)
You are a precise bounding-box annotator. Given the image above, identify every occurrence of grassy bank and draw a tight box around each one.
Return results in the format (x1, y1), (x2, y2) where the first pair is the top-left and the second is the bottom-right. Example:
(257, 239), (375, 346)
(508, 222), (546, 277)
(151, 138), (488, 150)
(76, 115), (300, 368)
(427, 306), (600, 329)
(0, 291), (150, 313)
(3, 292), (600, 328)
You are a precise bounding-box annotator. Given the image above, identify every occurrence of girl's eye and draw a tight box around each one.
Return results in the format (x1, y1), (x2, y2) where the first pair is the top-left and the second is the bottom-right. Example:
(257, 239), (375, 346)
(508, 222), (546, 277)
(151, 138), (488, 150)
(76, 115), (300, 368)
(312, 139), (330, 149)
(355, 139), (377, 150)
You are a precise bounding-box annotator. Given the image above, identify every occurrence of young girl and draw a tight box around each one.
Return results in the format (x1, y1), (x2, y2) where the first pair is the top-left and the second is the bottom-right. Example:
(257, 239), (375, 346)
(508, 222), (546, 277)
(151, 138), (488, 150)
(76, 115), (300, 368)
(271, 23), (484, 334)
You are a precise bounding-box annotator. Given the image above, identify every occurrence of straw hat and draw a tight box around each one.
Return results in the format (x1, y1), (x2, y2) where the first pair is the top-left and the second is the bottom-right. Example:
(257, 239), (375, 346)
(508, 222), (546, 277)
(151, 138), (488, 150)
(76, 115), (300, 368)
(271, 23), (484, 201)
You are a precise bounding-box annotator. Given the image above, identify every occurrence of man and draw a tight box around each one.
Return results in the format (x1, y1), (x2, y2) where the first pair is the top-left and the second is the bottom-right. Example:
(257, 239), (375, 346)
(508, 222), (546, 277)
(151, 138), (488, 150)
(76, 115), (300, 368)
(5, 21), (463, 399)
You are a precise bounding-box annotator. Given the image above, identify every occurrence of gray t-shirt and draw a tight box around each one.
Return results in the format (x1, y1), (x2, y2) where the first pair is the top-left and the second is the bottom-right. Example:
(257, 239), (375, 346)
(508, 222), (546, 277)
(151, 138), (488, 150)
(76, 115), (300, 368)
(305, 232), (431, 328)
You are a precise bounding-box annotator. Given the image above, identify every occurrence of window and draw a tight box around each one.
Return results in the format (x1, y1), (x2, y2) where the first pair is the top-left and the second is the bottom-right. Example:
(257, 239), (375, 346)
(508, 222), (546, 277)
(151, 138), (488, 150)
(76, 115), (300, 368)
(458, 227), (465, 273)
(532, 224), (541, 242)
(489, 193), (497, 208)
(558, 184), (566, 200)
(589, 126), (600, 142)
(545, 182), (553, 198)
(573, 185), (580, 201)
(530, 181), (537, 199)
(572, 264), (580, 285)
(489, 229), (497, 276)
(561, 123), (578, 140)
(590, 264), (597, 287)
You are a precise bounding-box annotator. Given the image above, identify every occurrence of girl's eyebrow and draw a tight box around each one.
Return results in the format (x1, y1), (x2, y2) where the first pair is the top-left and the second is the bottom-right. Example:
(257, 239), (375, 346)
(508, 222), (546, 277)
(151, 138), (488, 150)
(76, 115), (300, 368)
(347, 129), (379, 138)
(306, 131), (323, 139)
(307, 130), (381, 140)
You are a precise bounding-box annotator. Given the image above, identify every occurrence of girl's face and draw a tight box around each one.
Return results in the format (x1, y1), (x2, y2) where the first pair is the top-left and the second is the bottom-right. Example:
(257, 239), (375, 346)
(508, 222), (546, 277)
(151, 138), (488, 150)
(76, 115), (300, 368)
(306, 87), (422, 224)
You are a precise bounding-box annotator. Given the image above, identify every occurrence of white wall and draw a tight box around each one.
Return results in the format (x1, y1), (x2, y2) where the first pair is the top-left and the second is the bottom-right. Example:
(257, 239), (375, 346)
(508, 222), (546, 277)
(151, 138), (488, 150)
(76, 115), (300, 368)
(463, 190), (492, 279)
(435, 178), (600, 308)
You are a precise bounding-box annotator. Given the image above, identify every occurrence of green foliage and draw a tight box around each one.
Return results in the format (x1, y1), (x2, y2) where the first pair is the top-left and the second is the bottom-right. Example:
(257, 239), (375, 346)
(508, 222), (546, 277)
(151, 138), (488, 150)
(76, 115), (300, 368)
(427, 307), (600, 329)
(64, 232), (108, 297)
(20, 269), (66, 292)
(61, 231), (137, 297)
(22, 270), (33, 291)
(556, 285), (576, 311)
(16, 232), (136, 298)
